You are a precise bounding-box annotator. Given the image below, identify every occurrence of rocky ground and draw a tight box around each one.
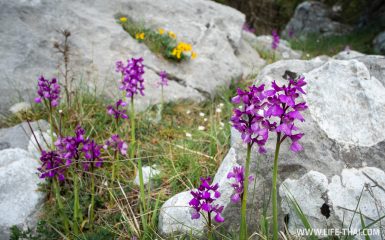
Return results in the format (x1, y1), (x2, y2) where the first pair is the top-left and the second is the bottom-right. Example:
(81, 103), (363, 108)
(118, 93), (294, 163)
(0, 0), (384, 239)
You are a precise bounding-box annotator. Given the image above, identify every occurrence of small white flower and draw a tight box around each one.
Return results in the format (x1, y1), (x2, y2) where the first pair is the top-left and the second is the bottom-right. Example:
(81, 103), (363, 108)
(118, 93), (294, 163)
(59, 109), (63, 114)
(204, 118), (208, 122)
(198, 126), (205, 131)
(216, 108), (222, 113)
(185, 132), (192, 138)
(186, 110), (191, 114)
(220, 122), (225, 127)
(219, 103), (224, 108)
(199, 112), (205, 117)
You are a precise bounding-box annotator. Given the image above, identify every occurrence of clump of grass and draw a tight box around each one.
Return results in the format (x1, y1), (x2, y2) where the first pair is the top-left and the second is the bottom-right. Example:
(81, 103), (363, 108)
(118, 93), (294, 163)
(288, 28), (380, 58)
(116, 16), (197, 62)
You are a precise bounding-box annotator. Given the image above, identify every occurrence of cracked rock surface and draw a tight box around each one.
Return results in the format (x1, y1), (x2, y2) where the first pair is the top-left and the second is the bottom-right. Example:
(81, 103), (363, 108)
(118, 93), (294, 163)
(0, 0), (265, 114)
(280, 168), (385, 239)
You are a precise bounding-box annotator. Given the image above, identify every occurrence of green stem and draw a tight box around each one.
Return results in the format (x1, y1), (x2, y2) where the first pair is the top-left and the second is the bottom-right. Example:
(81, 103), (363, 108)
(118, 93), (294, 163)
(73, 169), (79, 235)
(90, 171), (95, 227)
(53, 178), (69, 236)
(110, 149), (118, 205)
(48, 104), (55, 149)
(130, 96), (136, 159)
(161, 86), (164, 113)
(138, 158), (148, 234)
(207, 212), (213, 240)
(240, 143), (252, 240)
(272, 133), (282, 240)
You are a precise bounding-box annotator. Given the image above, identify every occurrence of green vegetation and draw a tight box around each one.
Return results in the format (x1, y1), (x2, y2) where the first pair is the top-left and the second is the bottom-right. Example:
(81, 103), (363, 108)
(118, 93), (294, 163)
(6, 77), (253, 239)
(289, 28), (380, 58)
(117, 16), (196, 61)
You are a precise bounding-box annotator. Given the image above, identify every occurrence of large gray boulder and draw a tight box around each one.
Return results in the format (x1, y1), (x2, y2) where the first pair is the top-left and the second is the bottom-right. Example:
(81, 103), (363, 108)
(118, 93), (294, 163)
(282, 1), (352, 38)
(0, 120), (49, 151)
(158, 55), (385, 237)
(0, 148), (44, 239)
(373, 31), (385, 55)
(0, 0), (264, 114)
(280, 167), (385, 239)
(0, 121), (50, 238)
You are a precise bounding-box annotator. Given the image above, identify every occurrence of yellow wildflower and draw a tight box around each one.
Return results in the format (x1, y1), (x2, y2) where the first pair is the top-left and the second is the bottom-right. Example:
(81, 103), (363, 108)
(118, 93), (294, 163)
(176, 42), (192, 51)
(168, 31), (176, 39)
(191, 51), (197, 59)
(119, 17), (127, 23)
(135, 32), (145, 40)
(158, 28), (165, 35)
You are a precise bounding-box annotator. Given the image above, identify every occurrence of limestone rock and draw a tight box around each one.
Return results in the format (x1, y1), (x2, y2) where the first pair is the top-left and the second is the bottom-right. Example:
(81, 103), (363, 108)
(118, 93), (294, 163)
(282, 1), (352, 37)
(0, 120), (49, 151)
(280, 168), (385, 239)
(0, 148), (44, 239)
(133, 166), (160, 186)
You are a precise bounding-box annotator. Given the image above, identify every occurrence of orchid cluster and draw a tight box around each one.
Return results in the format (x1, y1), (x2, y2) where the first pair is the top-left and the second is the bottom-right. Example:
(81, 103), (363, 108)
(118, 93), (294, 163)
(189, 177), (224, 223)
(38, 150), (67, 181)
(230, 76), (308, 239)
(227, 166), (254, 203)
(55, 126), (86, 167)
(271, 30), (280, 50)
(35, 76), (61, 107)
(231, 78), (307, 153)
(116, 57), (145, 97)
(107, 99), (128, 120)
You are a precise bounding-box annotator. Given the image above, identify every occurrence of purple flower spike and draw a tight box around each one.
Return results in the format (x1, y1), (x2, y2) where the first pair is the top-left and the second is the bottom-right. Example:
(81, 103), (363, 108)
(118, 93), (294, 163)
(272, 30), (280, 50)
(189, 177), (224, 223)
(116, 57), (145, 97)
(55, 125), (87, 166)
(231, 77), (307, 153)
(158, 70), (168, 87)
(104, 134), (128, 156)
(265, 77), (308, 152)
(227, 166), (254, 203)
(35, 76), (61, 107)
(107, 99), (128, 120)
(82, 140), (103, 171)
(38, 150), (67, 181)
(230, 84), (272, 153)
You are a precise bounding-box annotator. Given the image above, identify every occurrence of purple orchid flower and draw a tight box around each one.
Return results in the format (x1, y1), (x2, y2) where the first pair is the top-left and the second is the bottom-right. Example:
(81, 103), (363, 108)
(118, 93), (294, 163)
(82, 140), (103, 171)
(227, 166), (254, 203)
(272, 30), (280, 50)
(189, 177), (224, 223)
(116, 57), (145, 97)
(107, 99), (128, 120)
(35, 76), (61, 107)
(38, 150), (67, 181)
(104, 134), (128, 156)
